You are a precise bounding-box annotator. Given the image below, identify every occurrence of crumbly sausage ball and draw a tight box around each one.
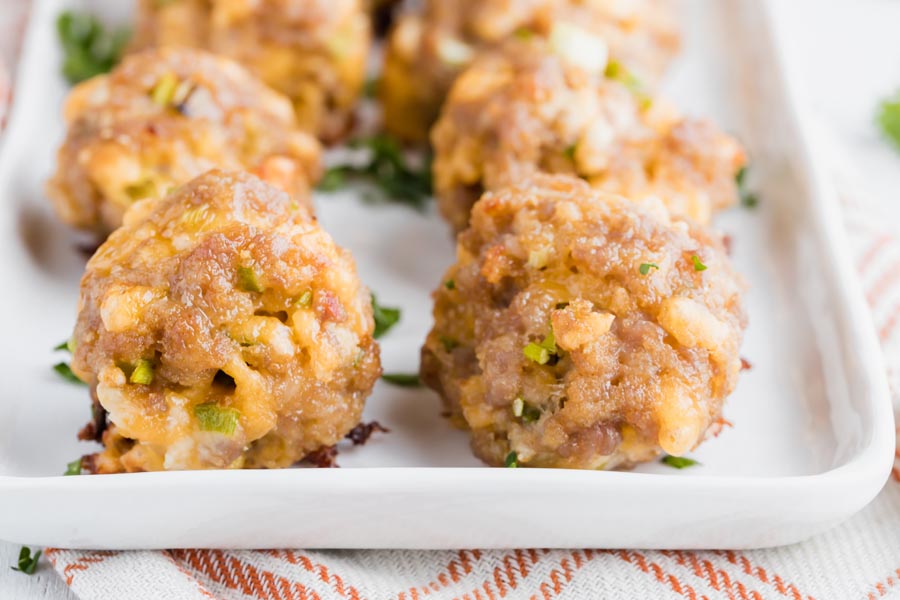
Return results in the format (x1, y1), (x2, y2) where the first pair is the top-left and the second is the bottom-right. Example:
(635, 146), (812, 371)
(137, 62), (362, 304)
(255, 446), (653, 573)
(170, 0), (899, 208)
(432, 41), (746, 231)
(47, 48), (321, 237)
(420, 175), (746, 469)
(381, 0), (680, 143)
(70, 170), (380, 472)
(131, 0), (371, 142)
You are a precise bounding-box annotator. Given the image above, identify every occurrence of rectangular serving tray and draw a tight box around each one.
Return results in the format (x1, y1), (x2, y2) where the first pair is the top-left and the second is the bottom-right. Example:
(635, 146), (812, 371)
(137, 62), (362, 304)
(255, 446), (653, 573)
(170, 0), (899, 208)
(0, 0), (893, 549)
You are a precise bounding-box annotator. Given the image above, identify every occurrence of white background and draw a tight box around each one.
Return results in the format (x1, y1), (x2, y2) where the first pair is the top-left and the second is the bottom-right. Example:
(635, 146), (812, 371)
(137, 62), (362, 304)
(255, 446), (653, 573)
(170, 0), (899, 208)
(2, 0), (900, 596)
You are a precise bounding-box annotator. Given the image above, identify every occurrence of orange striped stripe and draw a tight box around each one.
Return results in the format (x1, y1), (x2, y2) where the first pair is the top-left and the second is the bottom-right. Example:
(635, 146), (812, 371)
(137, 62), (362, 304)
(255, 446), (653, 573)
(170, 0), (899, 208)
(718, 551), (814, 600)
(526, 550), (599, 600)
(264, 549), (362, 600)
(173, 549), (321, 600)
(663, 550), (762, 600)
(866, 255), (900, 307)
(60, 551), (116, 586)
(866, 567), (900, 599)
(857, 233), (895, 275)
(444, 548), (549, 600)
(161, 550), (219, 599)
(398, 550), (484, 599)
(614, 550), (708, 600)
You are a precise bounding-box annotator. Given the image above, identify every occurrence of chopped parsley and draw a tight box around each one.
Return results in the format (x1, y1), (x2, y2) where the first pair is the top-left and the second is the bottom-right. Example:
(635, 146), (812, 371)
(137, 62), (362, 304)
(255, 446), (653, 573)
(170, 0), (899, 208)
(53, 362), (84, 385)
(444, 279), (456, 290)
(317, 135), (432, 211)
(195, 403), (240, 435)
(381, 373), (421, 387)
(523, 330), (557, 365)
(691, 255), (708, 272)
(877, 90), (900, 151)
(439, 335), (458, 352)
(639, 262), (659, 275)
(237, 266), (264, 293)
(735, 166), (759, 209)
(661, 455), (700, 469)
(57, 11), (129, 85)
(11, 546), (41, 575)
(64, 457), (82, 476)
(371, 294), (401, 338)
(54, 340), (71, 352)
(505, 451), (519, 468)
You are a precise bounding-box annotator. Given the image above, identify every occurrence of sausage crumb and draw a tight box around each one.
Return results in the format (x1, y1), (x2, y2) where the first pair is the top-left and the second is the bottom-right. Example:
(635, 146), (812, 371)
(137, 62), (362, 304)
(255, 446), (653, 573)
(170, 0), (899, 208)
(345, 421), (389, 446)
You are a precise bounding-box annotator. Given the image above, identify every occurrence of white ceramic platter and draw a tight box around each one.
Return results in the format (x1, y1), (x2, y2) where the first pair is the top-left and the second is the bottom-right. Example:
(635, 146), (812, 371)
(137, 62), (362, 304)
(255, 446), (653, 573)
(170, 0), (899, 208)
(0, 0), (893, 550)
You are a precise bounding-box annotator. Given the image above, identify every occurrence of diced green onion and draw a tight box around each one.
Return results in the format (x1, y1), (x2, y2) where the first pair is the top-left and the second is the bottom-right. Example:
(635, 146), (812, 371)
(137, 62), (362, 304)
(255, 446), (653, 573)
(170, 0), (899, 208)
(691, 255), (708, 272)
(296, 290), (313, 308)
(639, 262), (659, 275)
(439, 335), (458, 353)
(444, 279), (456, 290)
(124, 179), (157, 201)
(523, 343), (550, 364)
(381, 373), (421, 387)
(194, 403), (240, 435)
(151, 72), (179, 106)
(129, 359), (154, 385)
(238, 266), (264, 293)
(661, 455), (700, 469)
(505, 451), (519, 468)
(521, 403), (542, 423)
(64, 457), (82, 476)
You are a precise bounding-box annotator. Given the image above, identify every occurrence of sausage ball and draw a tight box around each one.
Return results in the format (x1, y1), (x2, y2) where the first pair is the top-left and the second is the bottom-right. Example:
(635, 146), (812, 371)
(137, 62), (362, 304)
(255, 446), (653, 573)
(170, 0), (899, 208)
(381, 0), (680, 143)
(47, 47), (321, 237)
(70, 170), (381, 472)
(432, 41), (746, 232)
(131, 0), (371, 142)
(420, 175), (746, 470)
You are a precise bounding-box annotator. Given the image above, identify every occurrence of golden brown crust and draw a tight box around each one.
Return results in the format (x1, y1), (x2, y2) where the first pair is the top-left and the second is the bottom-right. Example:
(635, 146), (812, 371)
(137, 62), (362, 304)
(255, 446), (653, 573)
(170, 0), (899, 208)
(47, 47), (321, 237)
(381, 0), (680, 143)
(72, 170), (380, 472)
(131, 0), (371, 142)
(420, 174), (746, 469)
(431, 41), (746, 231)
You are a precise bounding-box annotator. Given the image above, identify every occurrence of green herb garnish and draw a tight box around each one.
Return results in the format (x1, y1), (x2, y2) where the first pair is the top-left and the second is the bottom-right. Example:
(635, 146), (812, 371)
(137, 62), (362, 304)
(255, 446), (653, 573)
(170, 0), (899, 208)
(505, 451), (519, 468)
(317, 135), (432, 210)
(511, 397), (541, 422)
(735, 166), (759, 208)
(296, 290), (313, 308)
(444, 279), (456, 290)
(661, 455), (700, 469)
(605, 60), (651, 108)
(11, 546), (41, 575)
(371, 294), (401, 338)
(563, 144), (577, 160)
(194, 403), (240, 435)
(150, 72), (179, 106)
(639, 262), (659, 275)
(64, 457), (82, 476)
(237, 266), (264, 293)
(877, 91), (900, 151)
(57, 11), (129, 85)
(381, 373), (421, 387)
(54, 340), (70, 352)
(523, 330), (557, 365)
(691, 255), (707, 272)
(129, 359), (154, 385)
(53, 362), (84, 385)
(439, 336), (458, 353)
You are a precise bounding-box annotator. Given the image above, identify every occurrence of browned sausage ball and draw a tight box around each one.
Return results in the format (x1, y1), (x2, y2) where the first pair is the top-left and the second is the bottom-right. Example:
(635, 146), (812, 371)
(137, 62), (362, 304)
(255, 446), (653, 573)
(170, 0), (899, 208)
(47, 47), (321, 237)
(431, 41), (746, 232)
(381, 0), (680, 143)
(421, 175), (746, 469)
(131, 0), (371, 142)
(70, 170), (381, 472)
